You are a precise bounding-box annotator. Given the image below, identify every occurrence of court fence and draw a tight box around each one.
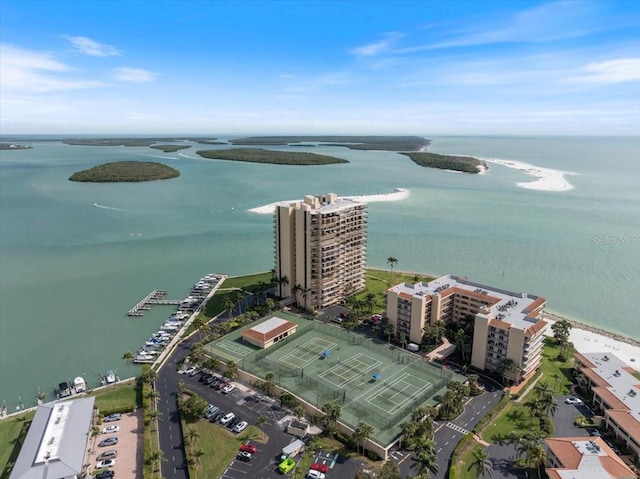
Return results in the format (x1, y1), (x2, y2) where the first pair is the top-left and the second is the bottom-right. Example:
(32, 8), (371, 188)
(236, 320), (454, 430)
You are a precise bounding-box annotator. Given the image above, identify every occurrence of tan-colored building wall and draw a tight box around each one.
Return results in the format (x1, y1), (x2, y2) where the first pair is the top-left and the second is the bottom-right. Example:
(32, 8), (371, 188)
(275, 194), (367, 311)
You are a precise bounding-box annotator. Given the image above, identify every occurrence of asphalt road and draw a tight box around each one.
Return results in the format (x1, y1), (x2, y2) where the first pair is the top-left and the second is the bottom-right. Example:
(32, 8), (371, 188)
(395, 377), (504, 479)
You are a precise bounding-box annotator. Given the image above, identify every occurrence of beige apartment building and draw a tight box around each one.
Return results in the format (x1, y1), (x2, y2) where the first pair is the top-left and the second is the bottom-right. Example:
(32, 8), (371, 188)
(386, 275), (547, 380)
(574, 351), (640, 460)
(274, 193), (367, 311)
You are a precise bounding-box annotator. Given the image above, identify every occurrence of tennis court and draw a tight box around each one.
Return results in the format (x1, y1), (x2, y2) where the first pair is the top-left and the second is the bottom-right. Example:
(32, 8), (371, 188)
(205, 312), (463, 446)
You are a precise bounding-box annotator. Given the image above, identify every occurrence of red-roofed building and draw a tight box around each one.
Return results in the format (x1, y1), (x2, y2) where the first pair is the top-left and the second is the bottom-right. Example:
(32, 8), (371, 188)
(242, 316), (298, 349)
(545, 437), (635, 479)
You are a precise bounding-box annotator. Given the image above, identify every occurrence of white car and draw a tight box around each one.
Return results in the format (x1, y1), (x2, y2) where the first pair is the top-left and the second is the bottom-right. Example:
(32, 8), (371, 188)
(96, 459), (116, 469)
(306, 471), (325, 479)
(181, 365), (197, 375)
(233, 421), (248, 433)
(222, 384), (235, 394)
(565, 396), (583, 405)
(102, 425), (120, 434)
(219, 412), (235, 425)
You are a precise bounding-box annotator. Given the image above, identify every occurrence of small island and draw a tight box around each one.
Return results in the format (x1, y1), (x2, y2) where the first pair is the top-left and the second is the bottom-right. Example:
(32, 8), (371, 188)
(196, 148), (348, 165)
(0, 143), (32, 150)
(62, 138), (220, 147)
(229, 135), (430, 151)
(150, 145), (191, 153)
(401, 152), (487, 174)
(69, 161), (180, 182)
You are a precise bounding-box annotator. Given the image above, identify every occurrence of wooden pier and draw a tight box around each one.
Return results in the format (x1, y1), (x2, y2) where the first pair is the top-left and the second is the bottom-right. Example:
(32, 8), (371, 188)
(128, 290), (180, 316)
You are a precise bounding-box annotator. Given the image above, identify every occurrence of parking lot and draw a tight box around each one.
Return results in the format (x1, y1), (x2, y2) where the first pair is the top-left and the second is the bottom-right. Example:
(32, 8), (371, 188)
(86, 410), (143, 478)
(181, 368), (363, 479)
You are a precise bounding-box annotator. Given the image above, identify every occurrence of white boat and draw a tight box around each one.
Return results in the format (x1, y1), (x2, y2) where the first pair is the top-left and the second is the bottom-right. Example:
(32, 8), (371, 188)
(105, 370), (116, 384)
(160, 324), (179, 331)
(73, 376), (86, 393)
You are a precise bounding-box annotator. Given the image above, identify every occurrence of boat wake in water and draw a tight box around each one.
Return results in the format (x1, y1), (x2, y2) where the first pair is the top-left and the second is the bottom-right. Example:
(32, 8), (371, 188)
(93, 203), (127, 211)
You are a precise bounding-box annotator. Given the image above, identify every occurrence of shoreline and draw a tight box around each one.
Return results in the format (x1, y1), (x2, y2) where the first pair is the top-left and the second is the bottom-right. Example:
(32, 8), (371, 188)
(248, 187), (410, 214)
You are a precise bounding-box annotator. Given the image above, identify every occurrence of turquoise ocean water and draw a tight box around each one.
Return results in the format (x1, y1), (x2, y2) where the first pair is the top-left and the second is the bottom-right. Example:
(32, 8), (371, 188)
(1, 136), (638, 409)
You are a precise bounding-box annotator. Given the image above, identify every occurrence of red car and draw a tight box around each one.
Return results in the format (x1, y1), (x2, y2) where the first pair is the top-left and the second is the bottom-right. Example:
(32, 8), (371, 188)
(311, 463), (329, 473)
(239, 443), (257, 454)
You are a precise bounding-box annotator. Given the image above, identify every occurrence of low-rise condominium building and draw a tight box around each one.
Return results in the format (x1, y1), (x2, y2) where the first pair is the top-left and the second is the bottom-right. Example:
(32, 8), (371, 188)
(574, 351), (640, 460)
(386, 275), (547, 381)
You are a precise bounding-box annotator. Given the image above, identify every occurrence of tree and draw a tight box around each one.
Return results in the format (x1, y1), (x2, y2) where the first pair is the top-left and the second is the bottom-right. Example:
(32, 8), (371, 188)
(187, 428), (200, 448)
(497, 358), (521, 385)
(145, 388), (160, 405)
(293, 404), (305, 420)
(384, 323), (395, 344)
(146, 409), (163, 430)
(467, 374), (483, 396)
(256, 414), (269, 430)
(190, 449), (205, 479)
(235, 291), (245, 314)
(263, 372), (275, 396)
(527, 443), (547, 475)
(223, 297), (235, 319)
(224, 361), (239, 380)
(122, 351), (134, 375)
(146, 448), (167, 473)
(454, 328), (470, 364)
(354, 421), (374, 456)
(90, 425), (100, 452)
(142, 366), (157, 386)
(365, 291), (377, 312)
(468, 447), (494, 478)
(321, 402), (342, 437)
(193, 315), (210, 340)
(410, 449), (438, 478)
(387, 257), (398, 282)
(551, 319), (572, 346)
(181, 393), (208, 422)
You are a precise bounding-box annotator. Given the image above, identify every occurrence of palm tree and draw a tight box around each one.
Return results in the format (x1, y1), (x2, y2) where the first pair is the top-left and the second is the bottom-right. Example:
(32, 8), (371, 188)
(223, 297), (235, 319)
(454, 328), (469, 364)
(235, 291), (245, 314)
(365, 291), (377, 312)
(410, 449), (438, 478)
(187, 428), (200, 448)
(145, 388), (160, 405)
(527, 443), (547, 475)
(142, 367), (157, 385)
(146, 409), (163, 431)
(147, 449), (167, 473)
(263, 372), (275, 396)
(122, 351), (134, 375)
(354, 422), (374, 456)
(256, 414), (269, 430)
(293, 404), (305, 420)
(277, 275), (289, 297)
(387, 256), (398, 282)
(224, 361), (239, 380)
(191, 449), (205, 479)
(468, 447), (494, 478)
(321, 402), (342, 438)
(90, 425), (100, 452)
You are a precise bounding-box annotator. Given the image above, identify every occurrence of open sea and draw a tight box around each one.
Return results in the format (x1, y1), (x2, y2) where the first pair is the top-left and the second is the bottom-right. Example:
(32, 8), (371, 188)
(1, 135), (638, 410)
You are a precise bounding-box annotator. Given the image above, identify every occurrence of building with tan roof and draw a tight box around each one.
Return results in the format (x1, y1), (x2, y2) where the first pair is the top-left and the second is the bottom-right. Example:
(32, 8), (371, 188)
(274, 193), (367, 311)
(242, 316), (298, 349)
(574, 351), (640, 459)
(386, 275), (547, 381)
(545, 436), (635, 479)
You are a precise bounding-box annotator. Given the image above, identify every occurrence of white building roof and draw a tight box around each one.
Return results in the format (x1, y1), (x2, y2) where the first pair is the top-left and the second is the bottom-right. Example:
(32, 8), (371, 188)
(389, 274), (545, 331)
(9, 397), (95, 479)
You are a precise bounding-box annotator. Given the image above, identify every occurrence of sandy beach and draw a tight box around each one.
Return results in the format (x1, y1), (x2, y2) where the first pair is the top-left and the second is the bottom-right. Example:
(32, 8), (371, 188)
(544, 312), (640, 366)
(248, 187), (410, 214)
(481, 158), (574, 192)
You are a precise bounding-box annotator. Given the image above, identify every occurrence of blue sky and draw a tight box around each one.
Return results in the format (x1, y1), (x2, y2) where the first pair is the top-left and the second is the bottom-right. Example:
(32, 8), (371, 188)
(1, 0), (639, 135)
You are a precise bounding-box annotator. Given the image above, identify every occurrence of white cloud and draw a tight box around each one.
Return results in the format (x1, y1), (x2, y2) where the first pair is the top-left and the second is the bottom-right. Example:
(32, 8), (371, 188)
(399, 1), (609, 53)
(568, 58), (640, 84)
(350, 32), (404, 57)
(0, 43), (104, 93)
(113, 67), (156, 83)
(65, 36), (121, 57)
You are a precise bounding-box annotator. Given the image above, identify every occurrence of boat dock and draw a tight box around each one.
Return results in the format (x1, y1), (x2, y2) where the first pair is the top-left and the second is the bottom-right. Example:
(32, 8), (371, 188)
(128, 290), (180, 316)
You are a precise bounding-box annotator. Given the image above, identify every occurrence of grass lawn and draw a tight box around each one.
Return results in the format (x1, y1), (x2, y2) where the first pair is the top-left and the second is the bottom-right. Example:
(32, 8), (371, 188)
(203, 272), (272, 318)
(182, 417), (267, 479)
(360, 269), (435, 311)
(0, 412), (34, 479)
(537, 338), (575, 395)
(92, 380), (141, 414)
(480, 400), (543, 443)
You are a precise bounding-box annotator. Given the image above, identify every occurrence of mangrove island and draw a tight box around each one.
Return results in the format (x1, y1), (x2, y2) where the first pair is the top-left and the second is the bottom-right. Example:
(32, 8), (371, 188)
(401, 152), (487, 173)
(196, 148), (348, 165)
(69, 161), (180, 182)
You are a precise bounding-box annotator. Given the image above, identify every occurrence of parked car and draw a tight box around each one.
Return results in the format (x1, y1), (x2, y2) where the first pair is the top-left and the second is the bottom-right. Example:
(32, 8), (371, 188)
(96, 459), (116, 469)
(103, 413), (121, 422)
(210, 411), (224, 423)
(236, 451), (252, 462)
(222, 384), (235, 394)
(565, 396), (583, 405)
(98, 450), (118, 461)
(239, 443), (257, 454)
(233, 421), (248, 433)
(219, 412), (235, 425)
(216, 381), (228, 390)
(229, 416), (242, 428)
(311, 463), (329, 473)
(98, 437), (118, 447)
(95, 471), (115, 479)
(204, 406), (220, 419)
(102, 425), (120, 434)
(181, 365), (197, 375)
(306, 470), (325, 479)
